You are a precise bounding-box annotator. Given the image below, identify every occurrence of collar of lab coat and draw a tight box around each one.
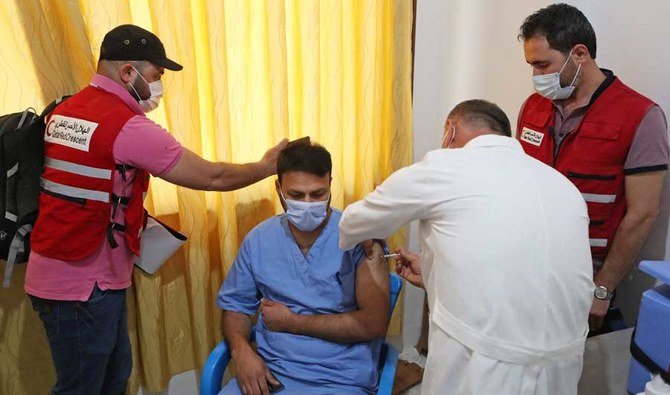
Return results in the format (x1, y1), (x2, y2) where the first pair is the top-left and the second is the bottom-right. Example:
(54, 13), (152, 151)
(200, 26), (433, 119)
(462, 134), (523, 151)
(423, 134), (522, 162)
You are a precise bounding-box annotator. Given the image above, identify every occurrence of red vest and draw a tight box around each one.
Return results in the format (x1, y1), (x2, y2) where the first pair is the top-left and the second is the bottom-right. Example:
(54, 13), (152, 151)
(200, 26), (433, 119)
(31, 86), (149, 260)
(517, 78), (654, 259)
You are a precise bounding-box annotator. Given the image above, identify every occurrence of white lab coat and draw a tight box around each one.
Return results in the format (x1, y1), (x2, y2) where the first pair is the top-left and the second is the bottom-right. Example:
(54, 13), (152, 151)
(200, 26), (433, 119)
(339, 135), (594, 395)
(638, 375), (670, 395)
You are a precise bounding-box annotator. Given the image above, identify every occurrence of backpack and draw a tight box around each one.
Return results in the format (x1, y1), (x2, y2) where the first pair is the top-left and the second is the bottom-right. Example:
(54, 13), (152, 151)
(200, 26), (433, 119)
(1, 97), (69, 287)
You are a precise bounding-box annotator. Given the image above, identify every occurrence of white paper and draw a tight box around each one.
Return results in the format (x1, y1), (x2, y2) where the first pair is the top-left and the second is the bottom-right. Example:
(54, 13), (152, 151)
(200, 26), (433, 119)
(134, 216), (187, 275)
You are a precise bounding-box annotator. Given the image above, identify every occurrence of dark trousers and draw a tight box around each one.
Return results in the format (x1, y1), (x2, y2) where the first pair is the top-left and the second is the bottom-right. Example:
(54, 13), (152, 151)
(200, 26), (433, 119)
(29, 284), (132, 395)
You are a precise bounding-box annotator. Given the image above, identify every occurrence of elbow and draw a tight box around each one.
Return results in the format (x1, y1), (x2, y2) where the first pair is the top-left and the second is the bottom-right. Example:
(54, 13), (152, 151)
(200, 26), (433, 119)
(621, 205), (661, 231)
(363, 320), (389, 341)
(645, 207), (661, 223)
(628, 207), (661, 229)
(203, 163), (235, 192)
(188, 173), (221, 192)
(207, 171), (228, 191)
(374, 322), (390, 339)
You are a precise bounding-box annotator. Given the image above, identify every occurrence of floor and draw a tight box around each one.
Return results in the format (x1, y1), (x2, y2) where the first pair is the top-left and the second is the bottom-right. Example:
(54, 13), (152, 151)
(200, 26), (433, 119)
(139, 328), (646, 395)
(578, 328), (635, 395)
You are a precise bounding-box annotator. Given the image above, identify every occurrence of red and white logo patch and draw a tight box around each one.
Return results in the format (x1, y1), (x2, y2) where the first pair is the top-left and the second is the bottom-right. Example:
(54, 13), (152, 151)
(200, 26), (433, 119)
(519, 127), (545, 147)
(45, 115), (98, 152)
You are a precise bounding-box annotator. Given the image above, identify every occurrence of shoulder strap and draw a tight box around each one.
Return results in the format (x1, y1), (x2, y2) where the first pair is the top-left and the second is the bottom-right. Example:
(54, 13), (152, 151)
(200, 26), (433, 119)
(2, 224), (32, 288)
(39, 96), (71, 120)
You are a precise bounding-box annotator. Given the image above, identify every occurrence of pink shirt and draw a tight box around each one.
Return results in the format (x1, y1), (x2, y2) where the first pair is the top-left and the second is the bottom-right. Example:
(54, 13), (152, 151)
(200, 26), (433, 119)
(25, 74), (184, 301)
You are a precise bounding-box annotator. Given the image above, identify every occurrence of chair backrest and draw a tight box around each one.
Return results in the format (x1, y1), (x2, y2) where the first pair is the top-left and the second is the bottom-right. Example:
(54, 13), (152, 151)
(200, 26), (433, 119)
(388, 273), (402, 317)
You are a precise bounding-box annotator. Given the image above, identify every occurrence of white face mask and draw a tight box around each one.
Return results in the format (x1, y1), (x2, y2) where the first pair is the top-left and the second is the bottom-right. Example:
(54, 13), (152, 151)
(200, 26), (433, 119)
(279, 189), (329, 232)
(128, 66), (163, 113)
(532, 50), (581, 100)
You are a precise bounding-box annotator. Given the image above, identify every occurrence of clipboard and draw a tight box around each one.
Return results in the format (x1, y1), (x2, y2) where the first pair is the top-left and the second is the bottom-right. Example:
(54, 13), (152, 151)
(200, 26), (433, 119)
(134, 216), (187, 274)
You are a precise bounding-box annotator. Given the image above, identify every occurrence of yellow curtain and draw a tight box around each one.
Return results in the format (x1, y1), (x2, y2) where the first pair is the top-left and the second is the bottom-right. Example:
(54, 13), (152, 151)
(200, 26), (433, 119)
(0, 0), (413, 393)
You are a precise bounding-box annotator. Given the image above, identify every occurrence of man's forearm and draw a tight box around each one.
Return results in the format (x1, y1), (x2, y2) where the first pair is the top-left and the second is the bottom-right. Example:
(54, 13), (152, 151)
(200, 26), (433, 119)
(221, 311), (255, 357)
(288, 310), (387, 344)
(210, 161), (273, 191)
(595, 210), (659, 290)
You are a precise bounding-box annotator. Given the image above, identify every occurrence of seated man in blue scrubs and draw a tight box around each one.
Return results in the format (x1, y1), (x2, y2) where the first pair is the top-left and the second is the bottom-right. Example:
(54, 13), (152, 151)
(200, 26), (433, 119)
(217, 140), (390, 395)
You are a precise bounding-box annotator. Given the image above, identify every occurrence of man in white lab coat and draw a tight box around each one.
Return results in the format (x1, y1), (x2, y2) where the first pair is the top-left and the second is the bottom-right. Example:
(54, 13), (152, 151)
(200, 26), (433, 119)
(339, 100), (594, 395)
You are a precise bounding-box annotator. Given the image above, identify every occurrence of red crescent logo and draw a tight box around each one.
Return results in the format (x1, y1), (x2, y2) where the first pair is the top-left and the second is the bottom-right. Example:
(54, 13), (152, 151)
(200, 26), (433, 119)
(45, 119), (55, 137)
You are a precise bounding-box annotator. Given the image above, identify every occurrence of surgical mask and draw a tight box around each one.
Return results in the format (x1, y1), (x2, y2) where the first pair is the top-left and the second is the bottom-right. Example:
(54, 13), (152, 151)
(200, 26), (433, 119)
(441, 126), (456, 149)
(532, 50), (581, 100)
(280, 190), (329, 232)
(128, 66), (163, 113)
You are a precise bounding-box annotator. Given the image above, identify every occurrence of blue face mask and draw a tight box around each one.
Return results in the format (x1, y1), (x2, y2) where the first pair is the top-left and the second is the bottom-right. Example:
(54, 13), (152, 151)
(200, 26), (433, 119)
(280, 190), (330, 232)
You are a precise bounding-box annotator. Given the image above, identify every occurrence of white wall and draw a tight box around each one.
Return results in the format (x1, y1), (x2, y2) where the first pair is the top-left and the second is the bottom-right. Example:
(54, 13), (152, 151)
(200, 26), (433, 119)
(563, 0), (670, 324)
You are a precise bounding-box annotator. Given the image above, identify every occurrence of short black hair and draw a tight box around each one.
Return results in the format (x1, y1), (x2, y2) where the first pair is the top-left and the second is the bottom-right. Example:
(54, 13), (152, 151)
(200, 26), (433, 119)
(519, 3), (597, 59)
(448, 100), (511, 137)
(277, 140), (332, 183)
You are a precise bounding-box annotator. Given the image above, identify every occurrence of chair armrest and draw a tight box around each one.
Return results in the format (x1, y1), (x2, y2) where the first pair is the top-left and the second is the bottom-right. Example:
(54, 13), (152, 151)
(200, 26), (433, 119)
(377, 342), (399, 395)
(200, 341), (232, 395)
(200, 327), (257, 395)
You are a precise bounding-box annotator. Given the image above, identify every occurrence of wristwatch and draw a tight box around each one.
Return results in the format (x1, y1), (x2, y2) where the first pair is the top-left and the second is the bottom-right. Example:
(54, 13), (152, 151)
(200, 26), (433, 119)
(594, 285), (614, 300)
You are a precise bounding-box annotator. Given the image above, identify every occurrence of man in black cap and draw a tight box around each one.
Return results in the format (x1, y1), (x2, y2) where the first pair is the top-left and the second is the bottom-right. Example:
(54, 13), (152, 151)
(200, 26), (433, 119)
(25, 24), (287, 394)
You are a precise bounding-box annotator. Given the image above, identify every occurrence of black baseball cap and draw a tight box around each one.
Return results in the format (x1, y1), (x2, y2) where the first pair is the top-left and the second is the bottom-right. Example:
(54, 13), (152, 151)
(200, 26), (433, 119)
(100, 24), (183, 71)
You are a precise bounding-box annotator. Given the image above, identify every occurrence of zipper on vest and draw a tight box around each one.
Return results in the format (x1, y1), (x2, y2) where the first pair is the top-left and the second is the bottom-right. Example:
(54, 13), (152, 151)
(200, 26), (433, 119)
(589, 219), (605, 227)
(552, 128), (569, 166)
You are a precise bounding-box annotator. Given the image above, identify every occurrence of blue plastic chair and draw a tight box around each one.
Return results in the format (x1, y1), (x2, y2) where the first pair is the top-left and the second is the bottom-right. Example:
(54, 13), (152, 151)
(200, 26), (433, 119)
(200, 273), (404, 395)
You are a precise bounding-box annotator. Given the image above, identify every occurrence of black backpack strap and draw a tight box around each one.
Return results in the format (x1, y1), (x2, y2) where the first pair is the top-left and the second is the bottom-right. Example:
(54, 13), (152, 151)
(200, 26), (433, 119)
(16, 108), (37, 130)
(39, 95), (72, 120)
(630, 327), (670, 384)
(2, 224), (32, 288)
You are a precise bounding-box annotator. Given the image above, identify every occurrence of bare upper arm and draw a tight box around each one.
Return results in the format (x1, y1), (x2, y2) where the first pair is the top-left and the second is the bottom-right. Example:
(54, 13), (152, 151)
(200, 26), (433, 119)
(354, 243), (390, 322)
(624, 171), (666, 216)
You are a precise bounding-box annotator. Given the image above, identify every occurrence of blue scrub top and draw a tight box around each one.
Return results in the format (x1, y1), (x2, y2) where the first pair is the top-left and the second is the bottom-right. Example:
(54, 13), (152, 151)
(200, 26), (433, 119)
(217, 209), (381, 394)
